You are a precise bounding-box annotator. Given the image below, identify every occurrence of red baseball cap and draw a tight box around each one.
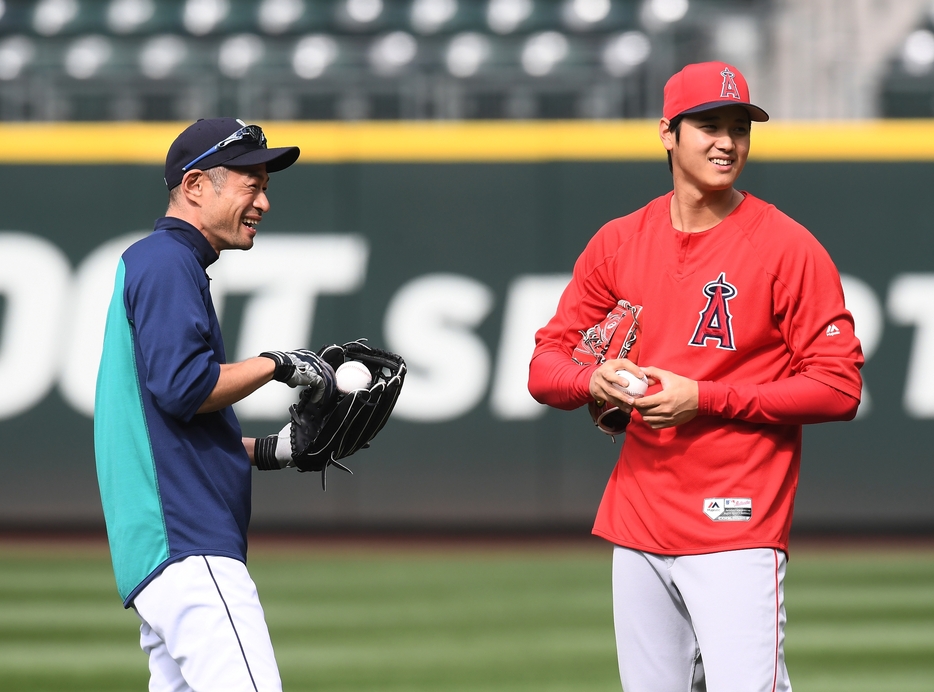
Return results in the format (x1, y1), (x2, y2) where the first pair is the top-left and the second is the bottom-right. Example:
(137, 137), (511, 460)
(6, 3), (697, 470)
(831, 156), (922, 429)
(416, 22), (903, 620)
(663, 62), (769, 122)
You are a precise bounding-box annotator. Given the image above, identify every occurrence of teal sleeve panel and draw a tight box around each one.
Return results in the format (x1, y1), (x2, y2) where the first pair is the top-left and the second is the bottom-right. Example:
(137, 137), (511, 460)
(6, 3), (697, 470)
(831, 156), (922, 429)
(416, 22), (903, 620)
(94, 258), (170, 602)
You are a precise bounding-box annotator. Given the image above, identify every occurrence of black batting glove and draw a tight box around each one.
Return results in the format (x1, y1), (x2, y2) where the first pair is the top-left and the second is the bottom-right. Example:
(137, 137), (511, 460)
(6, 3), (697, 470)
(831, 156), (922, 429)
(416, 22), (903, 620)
(259, 349), (337, 403)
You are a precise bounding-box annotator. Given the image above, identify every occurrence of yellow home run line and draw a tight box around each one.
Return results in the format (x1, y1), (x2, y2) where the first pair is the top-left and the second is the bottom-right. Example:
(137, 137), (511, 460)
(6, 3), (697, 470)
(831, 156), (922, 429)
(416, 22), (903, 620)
(0, 120), (933, 163)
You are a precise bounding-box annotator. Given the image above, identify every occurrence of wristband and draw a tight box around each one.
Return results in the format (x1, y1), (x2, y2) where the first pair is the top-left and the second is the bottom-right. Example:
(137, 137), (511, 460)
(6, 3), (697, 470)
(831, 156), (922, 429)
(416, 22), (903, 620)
(253, 423), (294, 471)
(254, 435), (280, 470)
(259, 351), (294, 383)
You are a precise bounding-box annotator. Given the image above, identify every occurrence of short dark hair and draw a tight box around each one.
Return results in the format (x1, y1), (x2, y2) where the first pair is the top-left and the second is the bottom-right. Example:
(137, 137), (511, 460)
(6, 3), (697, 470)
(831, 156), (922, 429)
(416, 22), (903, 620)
(167, 166), (229, 207)
(666, 115), (683, 174)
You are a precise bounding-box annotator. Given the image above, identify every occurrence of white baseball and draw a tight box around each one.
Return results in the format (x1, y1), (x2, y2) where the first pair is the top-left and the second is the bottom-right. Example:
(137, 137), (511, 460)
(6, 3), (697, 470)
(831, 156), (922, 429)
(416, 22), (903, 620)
(335, 360), (372, 393)
(613, 369), (648, 398)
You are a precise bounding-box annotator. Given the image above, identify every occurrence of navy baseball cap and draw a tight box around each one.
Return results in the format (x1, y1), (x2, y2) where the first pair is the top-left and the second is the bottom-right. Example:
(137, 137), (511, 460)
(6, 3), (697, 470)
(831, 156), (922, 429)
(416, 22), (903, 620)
(164, 118), (300, 189)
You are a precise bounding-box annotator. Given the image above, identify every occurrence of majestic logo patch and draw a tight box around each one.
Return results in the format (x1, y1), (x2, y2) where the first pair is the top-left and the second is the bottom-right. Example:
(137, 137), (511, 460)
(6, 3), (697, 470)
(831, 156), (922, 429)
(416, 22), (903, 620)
(825, 323), (840, 337)
(704, 498), (752, 522)
(720, 67), (741, 100)
(689, 273), (737, 350)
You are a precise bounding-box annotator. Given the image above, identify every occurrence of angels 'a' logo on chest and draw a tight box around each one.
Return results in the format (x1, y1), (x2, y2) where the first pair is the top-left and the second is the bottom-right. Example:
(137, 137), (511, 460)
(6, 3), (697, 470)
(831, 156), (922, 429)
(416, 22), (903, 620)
(689, 272), (737, 350)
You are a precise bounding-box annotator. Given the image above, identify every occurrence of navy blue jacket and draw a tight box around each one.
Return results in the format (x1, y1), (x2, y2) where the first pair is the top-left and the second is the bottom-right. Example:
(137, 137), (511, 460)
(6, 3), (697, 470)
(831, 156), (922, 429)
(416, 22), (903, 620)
(95, 217), (251, 606)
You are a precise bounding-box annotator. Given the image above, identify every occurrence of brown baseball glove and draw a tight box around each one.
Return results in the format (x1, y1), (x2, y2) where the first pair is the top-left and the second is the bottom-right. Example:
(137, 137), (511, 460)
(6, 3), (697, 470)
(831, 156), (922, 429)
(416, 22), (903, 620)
(573, 299), (643, 437)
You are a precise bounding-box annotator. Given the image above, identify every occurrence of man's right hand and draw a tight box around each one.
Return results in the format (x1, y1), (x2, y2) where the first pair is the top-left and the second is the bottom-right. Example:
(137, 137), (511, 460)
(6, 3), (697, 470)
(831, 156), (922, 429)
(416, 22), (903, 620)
(259, 350), (337, 402)
(589, 358), (647, 412)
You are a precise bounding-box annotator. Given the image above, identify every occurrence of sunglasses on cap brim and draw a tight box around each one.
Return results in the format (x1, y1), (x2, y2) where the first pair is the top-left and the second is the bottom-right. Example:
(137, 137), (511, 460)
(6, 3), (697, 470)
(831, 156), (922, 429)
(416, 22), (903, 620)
(181, 124), (267, 173)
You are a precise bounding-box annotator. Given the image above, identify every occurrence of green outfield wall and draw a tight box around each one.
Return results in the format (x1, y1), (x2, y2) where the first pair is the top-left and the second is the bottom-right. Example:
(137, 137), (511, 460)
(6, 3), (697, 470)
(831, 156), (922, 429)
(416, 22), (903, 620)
(0, 122), (931, 531)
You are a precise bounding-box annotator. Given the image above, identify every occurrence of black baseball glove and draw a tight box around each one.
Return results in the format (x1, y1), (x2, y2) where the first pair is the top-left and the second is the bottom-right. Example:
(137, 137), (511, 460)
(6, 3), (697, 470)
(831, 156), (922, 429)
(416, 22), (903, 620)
(287, 340), (406, 488)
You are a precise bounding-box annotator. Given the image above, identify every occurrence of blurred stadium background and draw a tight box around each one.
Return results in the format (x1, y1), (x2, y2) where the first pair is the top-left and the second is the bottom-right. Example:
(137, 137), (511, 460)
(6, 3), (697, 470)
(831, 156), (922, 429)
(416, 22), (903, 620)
(1, 1), (934, 691)
(0, 0), (933, 121)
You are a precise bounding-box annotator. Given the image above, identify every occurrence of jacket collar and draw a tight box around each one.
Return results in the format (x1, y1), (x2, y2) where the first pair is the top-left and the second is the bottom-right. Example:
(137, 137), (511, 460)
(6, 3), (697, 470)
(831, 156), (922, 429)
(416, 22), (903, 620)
(154, 216), (220, 268)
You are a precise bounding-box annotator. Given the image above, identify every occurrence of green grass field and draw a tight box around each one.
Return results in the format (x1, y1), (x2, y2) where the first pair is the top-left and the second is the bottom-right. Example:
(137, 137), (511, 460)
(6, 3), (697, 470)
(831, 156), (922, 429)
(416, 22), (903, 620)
(1, 538), (933, 692)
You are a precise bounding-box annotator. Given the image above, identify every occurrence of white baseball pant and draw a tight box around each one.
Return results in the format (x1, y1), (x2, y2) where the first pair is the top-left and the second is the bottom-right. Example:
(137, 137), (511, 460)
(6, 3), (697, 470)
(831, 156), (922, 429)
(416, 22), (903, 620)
(612, 546), (791, 692)
(132, 555), (282, 692)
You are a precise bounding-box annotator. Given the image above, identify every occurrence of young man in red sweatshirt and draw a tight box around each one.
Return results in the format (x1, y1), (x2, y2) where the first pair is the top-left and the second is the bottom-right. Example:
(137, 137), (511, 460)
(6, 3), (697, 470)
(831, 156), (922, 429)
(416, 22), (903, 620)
(529, 62), (863, 692)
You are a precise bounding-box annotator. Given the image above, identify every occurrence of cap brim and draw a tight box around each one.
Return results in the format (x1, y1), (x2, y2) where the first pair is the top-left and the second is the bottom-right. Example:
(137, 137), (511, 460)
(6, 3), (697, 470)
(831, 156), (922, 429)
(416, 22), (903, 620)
(222, 146), (301, 173)
(680, 100), (769, 122)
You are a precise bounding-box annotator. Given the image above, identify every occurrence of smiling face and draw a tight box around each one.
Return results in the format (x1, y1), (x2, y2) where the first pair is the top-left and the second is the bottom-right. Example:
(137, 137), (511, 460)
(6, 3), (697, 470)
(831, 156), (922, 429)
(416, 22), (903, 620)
(663, 105), (751, 193)
(197, 164), (271, 253)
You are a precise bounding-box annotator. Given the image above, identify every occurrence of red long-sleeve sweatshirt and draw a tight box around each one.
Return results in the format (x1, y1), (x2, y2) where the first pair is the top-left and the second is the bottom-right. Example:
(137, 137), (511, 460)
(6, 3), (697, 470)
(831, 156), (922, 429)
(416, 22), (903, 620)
(529, 191), (863, 555)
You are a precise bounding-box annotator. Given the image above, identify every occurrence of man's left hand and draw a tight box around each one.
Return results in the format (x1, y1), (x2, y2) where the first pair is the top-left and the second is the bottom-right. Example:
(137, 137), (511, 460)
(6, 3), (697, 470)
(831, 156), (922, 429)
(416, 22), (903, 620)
(633, 367), (699, 429)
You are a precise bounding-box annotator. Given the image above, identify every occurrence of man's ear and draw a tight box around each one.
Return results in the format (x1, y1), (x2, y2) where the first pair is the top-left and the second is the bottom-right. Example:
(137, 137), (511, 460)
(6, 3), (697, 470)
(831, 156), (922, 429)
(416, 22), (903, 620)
(659, 118), (675, 153)
(180, 170), (206, 203)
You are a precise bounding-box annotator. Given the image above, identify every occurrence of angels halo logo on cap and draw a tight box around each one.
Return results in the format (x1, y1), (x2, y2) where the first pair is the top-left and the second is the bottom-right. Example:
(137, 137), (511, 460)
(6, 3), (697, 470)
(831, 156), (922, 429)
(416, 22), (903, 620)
(164, 117), (300, 190)
(663, 62), (769, 122)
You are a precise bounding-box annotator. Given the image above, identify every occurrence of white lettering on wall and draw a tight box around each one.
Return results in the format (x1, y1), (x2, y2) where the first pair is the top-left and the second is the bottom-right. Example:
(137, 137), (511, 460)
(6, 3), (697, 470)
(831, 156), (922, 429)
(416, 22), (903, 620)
(840, 274), (882, 418)
(1, 231), (929, 427)
(887, 273), (934, 418)
(59, 233), (147, 416)
(490, 274), (570, 420)
(0, 234), (71, 418)
(384, 273), (494, 422)
(211, 235), (370, 419)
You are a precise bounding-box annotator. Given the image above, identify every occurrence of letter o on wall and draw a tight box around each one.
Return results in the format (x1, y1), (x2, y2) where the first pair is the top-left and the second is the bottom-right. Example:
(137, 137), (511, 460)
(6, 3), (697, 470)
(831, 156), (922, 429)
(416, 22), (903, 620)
(0, 233), (71, 419)
(58, 233), (147, 417)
